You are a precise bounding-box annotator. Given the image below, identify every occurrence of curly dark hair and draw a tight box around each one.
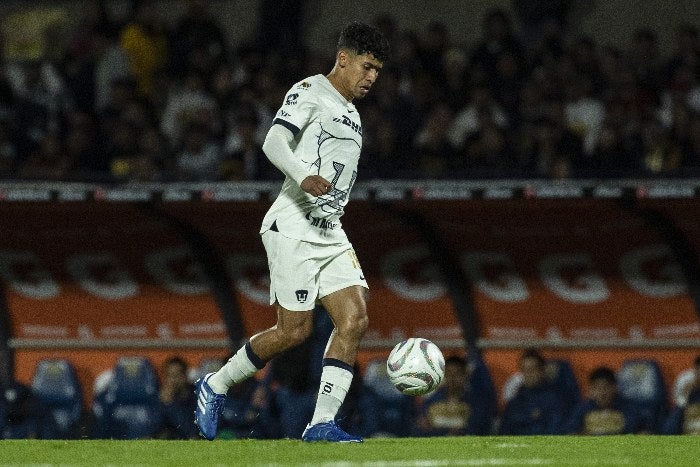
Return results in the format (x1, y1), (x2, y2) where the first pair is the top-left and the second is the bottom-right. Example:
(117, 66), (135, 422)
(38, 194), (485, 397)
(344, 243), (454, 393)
(337, 22), (390, 62)
(589, 366), (617, 385)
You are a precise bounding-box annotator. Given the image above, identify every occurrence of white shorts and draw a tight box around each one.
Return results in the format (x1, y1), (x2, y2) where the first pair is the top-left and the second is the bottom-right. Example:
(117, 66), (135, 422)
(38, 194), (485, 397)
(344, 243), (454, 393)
(261, 230), (368, 311)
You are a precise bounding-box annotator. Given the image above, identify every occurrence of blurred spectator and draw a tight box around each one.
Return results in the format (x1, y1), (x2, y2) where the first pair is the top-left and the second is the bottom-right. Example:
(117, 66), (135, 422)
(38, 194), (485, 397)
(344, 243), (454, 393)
(104, 119), (140, 177)
(218, 374), (279, 439)
(415, 355), (472, 436)
(491, 50), (526, 124)
(119, 0), (168, 99)
(7, 60), (72, 156)
(640, 119), (683, 175)
(563, 78), (605, 156)
(359, 118), (403, 179)
(256, 0), (303, 53)
(498, 348), (564, 435)
(0, 62), (17, 118)
(221, 110), (277, 180)
(630, 29), (664, 105)
(174, 123), (224, 181)
(0, 2), (698, 182)
(413, 102), (456, 178)
(662, 355), (700, 434)
(672, 355), (700, 409)
(460, 109), (513, 176)
(417, 354), (495, 436)
(0, 120), (19, 177)
(345, 359), (416, 438)
(568, 36), (605, 95)
(562, 366), (650, 435)
(1, 380), (44, 439)
(92, 28), (131, 112)
(233, 81), (276, 147)
(156, 356), (198, 439)
(366, 66), (421, 148)
(511, 0), (574, 50)
(448, 83), (509, 151)
(168, 0), (228, 79)
(419, 21), (452, 79)
(439, 47), (470, 107)
(517, 102), (583, 177)
(466, 349), (498, 432)
(66, 109), (106, 180)
(666, 24), (700, 79)
(160, 71), (218, 146)
(17, 131), (73, 181)
(469, 8), (524, 86)
(269, 347), (317, 439)
(107, 124), (166, 181)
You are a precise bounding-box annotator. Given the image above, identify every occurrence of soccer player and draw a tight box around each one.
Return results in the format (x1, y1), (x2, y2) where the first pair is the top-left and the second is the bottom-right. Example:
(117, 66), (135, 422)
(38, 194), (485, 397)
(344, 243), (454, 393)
(194, 22), (389, 442)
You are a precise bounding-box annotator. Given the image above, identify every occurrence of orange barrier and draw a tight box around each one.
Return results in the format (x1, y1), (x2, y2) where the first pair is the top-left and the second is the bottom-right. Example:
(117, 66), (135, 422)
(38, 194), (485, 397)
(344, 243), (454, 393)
(2, 195), (698, 400)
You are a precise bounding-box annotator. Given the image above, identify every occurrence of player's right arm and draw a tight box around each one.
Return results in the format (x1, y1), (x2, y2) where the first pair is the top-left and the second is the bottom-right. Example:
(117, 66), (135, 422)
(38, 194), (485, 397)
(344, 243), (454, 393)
(262, 121), (331, 197)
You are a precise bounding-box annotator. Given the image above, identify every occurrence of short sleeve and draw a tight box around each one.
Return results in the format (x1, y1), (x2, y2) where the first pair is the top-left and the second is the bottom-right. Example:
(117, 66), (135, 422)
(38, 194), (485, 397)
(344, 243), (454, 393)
(272, 82), (317, 136)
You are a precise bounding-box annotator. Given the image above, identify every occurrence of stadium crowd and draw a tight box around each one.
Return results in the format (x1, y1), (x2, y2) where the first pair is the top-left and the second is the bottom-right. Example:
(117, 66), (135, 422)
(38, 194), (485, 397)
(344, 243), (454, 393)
(0, 0), (699, 182)
(2, 350), (699, 439)
(2, 0), (700, 441)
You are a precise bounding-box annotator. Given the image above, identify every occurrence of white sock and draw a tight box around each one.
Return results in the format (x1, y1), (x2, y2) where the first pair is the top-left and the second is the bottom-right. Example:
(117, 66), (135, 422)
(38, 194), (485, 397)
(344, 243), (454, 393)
(207, 345), (259, 394)
(310, 364), (354, 425)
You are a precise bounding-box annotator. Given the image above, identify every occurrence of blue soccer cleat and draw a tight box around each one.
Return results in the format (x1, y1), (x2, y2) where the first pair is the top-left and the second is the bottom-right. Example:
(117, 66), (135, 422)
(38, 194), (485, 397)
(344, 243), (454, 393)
(301, 420), (363, 442)
(194, 373), (226, 440)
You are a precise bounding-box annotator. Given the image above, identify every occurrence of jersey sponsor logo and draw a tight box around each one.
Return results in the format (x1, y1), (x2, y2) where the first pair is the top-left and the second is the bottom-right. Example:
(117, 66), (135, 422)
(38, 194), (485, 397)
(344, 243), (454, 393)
(305, 212), (338, 230)
(295, 289), (309, 302)
(278, 109), (291, 117)
(285, 93), (299, 105)
(332, 115), (362, 136)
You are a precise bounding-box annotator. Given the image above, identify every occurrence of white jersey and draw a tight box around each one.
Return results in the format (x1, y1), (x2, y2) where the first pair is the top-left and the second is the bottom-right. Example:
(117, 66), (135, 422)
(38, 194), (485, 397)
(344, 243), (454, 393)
(261, 74), (362, 244)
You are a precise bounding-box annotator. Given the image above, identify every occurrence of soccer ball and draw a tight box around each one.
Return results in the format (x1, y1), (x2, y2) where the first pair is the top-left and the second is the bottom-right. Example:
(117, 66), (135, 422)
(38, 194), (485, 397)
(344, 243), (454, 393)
(386, 338), (445, 396)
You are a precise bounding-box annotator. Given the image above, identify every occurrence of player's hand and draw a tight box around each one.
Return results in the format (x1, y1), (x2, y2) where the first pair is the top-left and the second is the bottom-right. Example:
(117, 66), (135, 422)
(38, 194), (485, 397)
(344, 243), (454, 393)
(301, 175), (332, 197)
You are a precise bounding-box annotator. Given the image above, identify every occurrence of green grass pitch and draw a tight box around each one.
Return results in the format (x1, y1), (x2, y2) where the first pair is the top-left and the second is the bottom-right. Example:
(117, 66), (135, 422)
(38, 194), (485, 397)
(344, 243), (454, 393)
(1, 436), (699, 466)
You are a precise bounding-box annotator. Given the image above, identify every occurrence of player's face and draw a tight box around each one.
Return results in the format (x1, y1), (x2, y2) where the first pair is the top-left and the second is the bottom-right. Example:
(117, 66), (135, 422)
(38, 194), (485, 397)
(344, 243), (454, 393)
(343, 51), (383, 100)
(589, 379), (616, 408)
(520, 357), (545, 388)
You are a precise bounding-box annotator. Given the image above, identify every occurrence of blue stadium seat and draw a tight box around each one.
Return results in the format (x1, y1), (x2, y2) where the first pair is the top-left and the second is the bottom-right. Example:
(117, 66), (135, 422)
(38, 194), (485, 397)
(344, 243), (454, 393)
(617, 359), (668, 432)
(31, 359), (84, 438)
(92, 356), (162, 439)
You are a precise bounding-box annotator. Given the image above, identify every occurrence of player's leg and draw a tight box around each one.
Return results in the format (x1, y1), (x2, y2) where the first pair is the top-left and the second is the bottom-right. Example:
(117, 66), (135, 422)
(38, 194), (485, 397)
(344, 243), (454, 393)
(303, 246), (369, 442)
(310, 285), (368, 422)
(195, 306), (314, 440)
(302, 285), (368, 442)
(207, 305), (314, 393)
(195, 231), (318, 440)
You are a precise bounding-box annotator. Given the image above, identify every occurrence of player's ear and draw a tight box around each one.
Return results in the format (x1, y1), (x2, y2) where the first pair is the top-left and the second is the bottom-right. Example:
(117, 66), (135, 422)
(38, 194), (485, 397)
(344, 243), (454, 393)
(337, 49), (348, 67)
